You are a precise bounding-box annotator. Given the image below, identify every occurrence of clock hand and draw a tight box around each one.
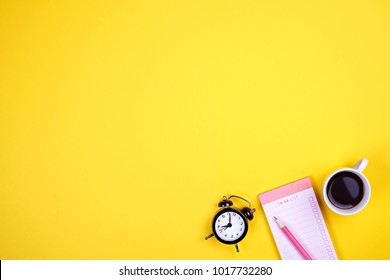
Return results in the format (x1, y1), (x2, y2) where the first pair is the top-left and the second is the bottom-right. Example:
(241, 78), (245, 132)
(224, 213), (232, 228)
(219, 224), (230, 232)
(219, 222), (233, 233)
(221, 214), (232, 227)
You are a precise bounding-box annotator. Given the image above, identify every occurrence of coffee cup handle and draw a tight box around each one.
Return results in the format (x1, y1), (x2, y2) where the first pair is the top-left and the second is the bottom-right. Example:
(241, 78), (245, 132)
(353, 158), (368, 173)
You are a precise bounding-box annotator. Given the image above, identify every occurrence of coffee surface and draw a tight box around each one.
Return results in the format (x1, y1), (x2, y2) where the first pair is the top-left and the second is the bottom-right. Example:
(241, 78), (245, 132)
(327, 172), (364, 209)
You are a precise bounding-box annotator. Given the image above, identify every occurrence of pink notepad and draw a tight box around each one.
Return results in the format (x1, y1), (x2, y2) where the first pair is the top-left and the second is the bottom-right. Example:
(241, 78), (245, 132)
(258, 177), (338, 260)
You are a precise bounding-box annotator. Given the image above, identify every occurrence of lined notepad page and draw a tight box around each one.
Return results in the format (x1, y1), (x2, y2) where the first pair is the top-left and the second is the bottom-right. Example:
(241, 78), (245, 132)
(259, 177), (337, 260)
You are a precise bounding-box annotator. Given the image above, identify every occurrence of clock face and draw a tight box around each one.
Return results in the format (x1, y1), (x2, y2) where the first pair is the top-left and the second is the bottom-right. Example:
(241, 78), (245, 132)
(213, 208), (248, 244)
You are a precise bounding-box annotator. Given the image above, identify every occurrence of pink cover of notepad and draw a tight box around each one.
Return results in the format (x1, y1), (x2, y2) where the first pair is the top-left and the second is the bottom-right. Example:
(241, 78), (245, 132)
(259, 177), (338, 260)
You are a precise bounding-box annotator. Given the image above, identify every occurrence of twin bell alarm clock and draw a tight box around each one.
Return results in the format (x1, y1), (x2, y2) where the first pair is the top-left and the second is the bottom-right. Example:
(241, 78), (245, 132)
(205, 195), (255, 252)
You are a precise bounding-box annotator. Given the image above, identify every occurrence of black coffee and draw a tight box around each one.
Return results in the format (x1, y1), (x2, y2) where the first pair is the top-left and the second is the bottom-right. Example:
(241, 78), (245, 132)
(327, 171), (365, 209)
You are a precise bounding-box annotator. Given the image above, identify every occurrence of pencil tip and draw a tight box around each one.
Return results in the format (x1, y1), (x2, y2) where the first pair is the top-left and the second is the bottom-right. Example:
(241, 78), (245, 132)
(273, 216), (277, 220)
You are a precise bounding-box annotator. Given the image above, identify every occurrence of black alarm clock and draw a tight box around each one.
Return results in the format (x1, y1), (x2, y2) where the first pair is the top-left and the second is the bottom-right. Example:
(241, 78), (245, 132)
(205, 195), (255, 252)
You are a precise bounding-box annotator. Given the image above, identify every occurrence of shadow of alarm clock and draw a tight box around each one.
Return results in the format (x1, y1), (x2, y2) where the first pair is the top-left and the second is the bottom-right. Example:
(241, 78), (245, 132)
(205, 195), (255, 252)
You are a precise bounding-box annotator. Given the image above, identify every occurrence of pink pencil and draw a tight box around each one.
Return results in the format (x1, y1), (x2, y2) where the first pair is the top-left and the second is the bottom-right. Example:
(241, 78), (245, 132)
(273, 216), (313, 260)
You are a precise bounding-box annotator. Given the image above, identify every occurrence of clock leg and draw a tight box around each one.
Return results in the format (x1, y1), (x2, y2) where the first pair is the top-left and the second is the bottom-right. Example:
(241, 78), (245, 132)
(234, 243), (240, 252)
(205, 233), (214, 240)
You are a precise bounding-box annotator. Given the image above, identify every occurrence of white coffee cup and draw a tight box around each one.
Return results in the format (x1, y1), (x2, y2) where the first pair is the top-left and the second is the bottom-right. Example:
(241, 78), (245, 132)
(323, 158), (371, 215)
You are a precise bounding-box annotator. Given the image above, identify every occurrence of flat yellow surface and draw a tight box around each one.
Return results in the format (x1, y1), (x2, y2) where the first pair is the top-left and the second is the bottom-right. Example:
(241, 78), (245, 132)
(1, 0), (390, 260)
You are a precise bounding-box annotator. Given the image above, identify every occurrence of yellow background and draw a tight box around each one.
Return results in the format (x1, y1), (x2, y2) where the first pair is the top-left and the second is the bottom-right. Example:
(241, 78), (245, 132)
(1, 0), (390, 260)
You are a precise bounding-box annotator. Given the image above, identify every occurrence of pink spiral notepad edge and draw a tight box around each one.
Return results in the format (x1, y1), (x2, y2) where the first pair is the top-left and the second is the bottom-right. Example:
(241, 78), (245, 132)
(259, 177), (312, 205)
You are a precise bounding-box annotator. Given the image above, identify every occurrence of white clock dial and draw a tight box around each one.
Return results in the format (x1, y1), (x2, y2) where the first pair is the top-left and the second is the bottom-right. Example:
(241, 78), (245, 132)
(214, 211), (246, 242)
